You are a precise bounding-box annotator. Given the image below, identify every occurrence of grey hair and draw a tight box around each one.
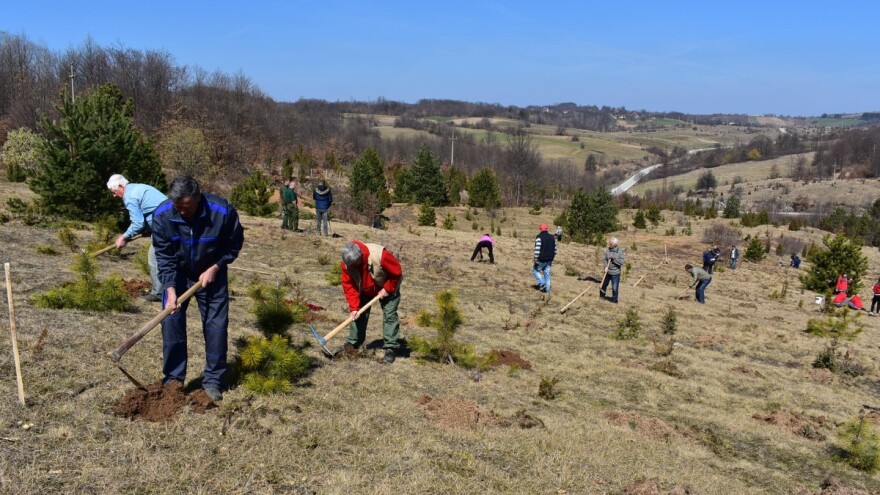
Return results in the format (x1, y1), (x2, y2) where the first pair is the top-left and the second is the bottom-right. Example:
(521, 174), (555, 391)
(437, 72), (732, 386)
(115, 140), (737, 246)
(341, 242), (363, 268)
(107, 174), (128, 191)
(609, 237), (618, 246)
(167, 175), (201, 201)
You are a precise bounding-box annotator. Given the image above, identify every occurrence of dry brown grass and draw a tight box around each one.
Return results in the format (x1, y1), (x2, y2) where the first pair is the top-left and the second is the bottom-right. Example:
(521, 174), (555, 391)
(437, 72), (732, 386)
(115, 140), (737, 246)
(2, 180), (880, 494)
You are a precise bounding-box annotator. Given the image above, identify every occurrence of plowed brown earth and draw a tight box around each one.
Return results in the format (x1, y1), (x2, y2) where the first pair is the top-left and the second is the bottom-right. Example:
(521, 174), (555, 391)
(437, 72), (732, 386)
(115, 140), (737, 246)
(111, 380), (216, 421)
(485, 349), (532, 370)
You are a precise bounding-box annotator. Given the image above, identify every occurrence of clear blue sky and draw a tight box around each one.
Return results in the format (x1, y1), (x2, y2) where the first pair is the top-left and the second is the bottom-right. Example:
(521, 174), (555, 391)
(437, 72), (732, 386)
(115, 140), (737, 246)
(4, 0), (878, 116)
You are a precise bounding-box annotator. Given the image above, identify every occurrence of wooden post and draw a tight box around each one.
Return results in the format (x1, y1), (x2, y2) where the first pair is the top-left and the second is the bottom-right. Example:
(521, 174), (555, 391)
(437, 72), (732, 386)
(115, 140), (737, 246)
(4, 263), (25, 406)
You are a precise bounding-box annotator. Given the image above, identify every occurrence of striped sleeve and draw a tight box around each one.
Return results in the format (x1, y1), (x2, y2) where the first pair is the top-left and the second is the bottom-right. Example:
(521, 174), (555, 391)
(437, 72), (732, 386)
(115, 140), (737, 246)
(534, 237), (541, 261)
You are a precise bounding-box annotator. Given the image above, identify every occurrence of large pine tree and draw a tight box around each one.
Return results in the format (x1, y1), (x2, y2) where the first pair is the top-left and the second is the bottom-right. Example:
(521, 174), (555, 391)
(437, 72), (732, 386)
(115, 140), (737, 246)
(558, 187), (619, 245)
(396, 145), (447, 206)
(467, 167), (501, 208)
(31, 84), (165, 220)
(349, 147), (390, 213)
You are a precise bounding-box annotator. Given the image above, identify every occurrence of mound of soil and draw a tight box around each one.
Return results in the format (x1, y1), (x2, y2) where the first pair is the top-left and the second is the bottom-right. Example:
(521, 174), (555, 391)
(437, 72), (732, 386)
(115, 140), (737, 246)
(730, 365), (762, 378)
(809, 476), (871, 495)
(122, 279), (150, 299)
(417, 394), (499, 429)
(752, 409), (827, 441)
(485, 349), (532, 370)
(111, 381), (216, 422)
(623, 478), (698, 495)
(603, 411), (680, 441)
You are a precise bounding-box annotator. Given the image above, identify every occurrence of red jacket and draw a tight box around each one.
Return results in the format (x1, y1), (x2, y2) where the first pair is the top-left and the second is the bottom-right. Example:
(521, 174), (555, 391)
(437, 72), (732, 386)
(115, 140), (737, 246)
(873, 283), (880, 295)
(341, 240), (402, 311)
(836, 275), (849, 293)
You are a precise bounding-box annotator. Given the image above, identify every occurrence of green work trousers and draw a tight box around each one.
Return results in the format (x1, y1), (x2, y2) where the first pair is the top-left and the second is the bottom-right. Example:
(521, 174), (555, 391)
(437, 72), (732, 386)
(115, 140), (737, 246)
(346, 291), (400, 349)
(282, 203), (299, 231)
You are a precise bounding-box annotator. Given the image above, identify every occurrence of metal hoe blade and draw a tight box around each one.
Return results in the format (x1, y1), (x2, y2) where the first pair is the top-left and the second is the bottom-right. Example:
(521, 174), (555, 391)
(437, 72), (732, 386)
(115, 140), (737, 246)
(309, 325), (333, 357)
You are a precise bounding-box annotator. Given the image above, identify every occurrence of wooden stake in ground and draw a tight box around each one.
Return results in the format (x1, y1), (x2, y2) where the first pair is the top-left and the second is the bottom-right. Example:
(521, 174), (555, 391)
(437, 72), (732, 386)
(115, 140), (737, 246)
(4, 263), (26, 406)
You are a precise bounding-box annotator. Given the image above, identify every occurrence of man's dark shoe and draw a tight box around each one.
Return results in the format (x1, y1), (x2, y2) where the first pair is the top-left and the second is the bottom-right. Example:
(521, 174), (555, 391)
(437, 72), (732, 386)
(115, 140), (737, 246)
(142, 293), (162, 303)
(383, 349), (396, 364)
(532, 284), (542, 290)
(204, 387), (222, 402)
(540, 286), (549, 293)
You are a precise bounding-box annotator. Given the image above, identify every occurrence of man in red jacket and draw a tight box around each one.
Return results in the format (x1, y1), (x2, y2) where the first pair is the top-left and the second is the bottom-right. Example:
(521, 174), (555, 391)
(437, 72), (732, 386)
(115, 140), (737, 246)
(339, 240), (403, 363)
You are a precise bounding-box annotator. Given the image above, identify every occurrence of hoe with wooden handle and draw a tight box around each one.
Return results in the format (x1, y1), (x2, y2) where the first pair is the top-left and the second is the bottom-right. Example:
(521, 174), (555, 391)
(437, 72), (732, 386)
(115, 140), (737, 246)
(89, 233), (144, 258)
(560, 259), (611, 314)
(108, 281), (203, 389)
(310, 293), (383, 357)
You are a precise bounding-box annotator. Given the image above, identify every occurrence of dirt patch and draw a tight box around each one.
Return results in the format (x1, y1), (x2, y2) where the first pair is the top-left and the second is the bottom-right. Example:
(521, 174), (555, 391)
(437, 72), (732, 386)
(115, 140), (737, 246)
(485, 349), (532, 370)
(604, 411), (680, 441)
(623, 478), (698, 495)
(752, 409), (826, 441)
(808, 476), (872, 495)
(690, 334), (730, 351)
(122, 279), (150, 299)
(111, 381), (216, 422)
(334, 344), (365, 360)
(809, 368), (834, 384)
(416, 395), (543, 430)
(730, 366), (762, 378)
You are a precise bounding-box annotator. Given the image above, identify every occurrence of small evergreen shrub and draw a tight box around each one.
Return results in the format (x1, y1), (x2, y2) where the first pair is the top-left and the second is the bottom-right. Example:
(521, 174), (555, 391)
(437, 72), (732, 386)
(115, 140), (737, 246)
(805, 309), (864, 340)
(661, 307), (677, 335)
(409, 290), (482, 368)
(325, 263), (342, 286)
(564, 265), (581, 277)
(633, 209), (647, 229)
(471, 221), (479, 230)
(35, 245), (60, 255)
(646, 205), (663, 226)
(417, 202), (436, 227)
(614, 307), (641, 340)
(538, 376), (561, 400)
(57, 227), (79, 253)
(743, 237), (766, 262)
(32, 253), (129, 311)
(442, 213), (455, 230)
(238, 334), (312, 394)
(248, 279), (306, 335)
(837, 415), (880, 473)
(229, 170), (276, 217)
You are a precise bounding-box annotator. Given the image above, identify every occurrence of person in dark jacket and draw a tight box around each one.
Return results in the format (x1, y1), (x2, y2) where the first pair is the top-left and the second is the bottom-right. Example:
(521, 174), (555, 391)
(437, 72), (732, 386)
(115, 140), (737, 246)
(313, 181), (333, 236)
(702, 245), (720, 274)
(151, 175), (244, 402)
(790, 254), (801, 269)
(532, 224), (557, 293)
(471, 233), (495, 263)
(599, 237), (625, 303)
(729, 245), (739, 269)
(280, 178), (299, 231)
(871, 277), (880, 315)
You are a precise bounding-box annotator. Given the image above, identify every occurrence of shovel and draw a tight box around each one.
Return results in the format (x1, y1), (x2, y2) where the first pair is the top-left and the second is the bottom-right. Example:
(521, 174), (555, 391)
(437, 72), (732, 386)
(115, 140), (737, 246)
(310, 293), (383, 357)
(108, 281), (202, 389)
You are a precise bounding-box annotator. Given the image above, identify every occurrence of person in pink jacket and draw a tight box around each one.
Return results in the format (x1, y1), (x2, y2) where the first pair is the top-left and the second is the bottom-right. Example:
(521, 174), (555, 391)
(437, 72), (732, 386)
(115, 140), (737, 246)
(470, 233), (495, 264)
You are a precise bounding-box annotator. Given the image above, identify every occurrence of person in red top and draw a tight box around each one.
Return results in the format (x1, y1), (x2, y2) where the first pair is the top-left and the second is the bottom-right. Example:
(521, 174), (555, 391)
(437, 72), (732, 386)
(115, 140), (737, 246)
(835, 273), (849, 295)
(339, 240), (403, 363)
(871, 277), (880, 315)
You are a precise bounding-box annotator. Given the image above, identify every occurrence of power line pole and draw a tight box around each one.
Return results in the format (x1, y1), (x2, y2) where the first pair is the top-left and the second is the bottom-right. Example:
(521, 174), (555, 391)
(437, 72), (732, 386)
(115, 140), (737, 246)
(450, 131), (456, 167)
(68, 64), (76, 103)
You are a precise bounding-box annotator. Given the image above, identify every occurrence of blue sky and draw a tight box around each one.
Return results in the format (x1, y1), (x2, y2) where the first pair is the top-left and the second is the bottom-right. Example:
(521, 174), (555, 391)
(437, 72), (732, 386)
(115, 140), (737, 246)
(3, 1), (878, 116)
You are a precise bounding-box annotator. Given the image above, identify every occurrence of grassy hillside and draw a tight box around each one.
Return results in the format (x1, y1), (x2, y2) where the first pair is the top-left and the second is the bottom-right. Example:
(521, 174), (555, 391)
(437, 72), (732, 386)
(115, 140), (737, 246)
(2, 179), (880, 494)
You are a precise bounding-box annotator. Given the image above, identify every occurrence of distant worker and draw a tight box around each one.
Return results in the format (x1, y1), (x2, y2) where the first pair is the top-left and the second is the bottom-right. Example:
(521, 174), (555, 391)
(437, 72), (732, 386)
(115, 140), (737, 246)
(729, 245), (739, 270)
(339, 241), (403, 364)
(470, 233), (495, 264)
(871, 277), (880, 316)
(789, 254), (801, 269)
(280, 178), (299, 231)
(107, 174), (168, 303)
(702, 244), (720, 274)
(555, 226), (563, 242)
(835, 273), (849, 295)
(313, 180), (333, 236)
(599, 237), (625, 304)
(686, 263), (712, 304)
(532, 224), (557, 293)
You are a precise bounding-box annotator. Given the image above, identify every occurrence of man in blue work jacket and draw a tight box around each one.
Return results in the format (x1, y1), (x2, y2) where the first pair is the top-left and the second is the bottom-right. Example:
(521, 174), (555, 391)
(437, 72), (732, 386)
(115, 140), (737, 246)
(151, 175), (244, 402)
(108, 174), (168, 302)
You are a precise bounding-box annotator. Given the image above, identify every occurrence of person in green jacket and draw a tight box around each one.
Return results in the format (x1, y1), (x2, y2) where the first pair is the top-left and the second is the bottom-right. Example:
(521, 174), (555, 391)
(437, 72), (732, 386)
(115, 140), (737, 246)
(280, 178), (299, 231)
(685, 264), (712, 304)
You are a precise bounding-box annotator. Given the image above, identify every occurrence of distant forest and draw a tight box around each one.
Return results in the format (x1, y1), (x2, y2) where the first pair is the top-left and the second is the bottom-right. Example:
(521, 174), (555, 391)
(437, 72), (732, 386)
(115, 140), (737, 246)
(1, 32), (877, 205)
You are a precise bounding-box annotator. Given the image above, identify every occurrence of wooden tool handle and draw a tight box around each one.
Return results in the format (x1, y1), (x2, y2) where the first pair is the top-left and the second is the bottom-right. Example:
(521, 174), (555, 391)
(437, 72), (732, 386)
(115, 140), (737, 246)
(559, 287), (591, 314)
(109, 281), (202, 362)
(90, 233), (144, 258)
(5, 263), (25, 405)
(323, 293), (384, 342)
